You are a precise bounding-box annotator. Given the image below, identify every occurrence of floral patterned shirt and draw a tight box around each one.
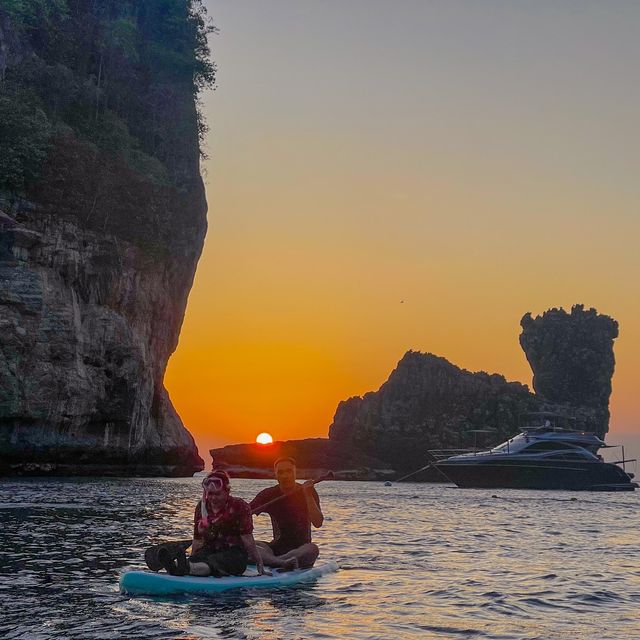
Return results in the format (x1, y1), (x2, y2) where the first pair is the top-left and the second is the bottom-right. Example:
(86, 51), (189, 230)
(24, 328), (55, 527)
(193, 495), (253, 552)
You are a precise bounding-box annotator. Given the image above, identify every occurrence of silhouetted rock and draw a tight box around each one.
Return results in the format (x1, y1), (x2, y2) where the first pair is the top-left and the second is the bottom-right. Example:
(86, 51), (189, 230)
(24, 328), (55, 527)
(210, 438), (394, 480)
(519, 304), (618, 438)
(210, 305), (620, 479)
(328, 351), (539, 472)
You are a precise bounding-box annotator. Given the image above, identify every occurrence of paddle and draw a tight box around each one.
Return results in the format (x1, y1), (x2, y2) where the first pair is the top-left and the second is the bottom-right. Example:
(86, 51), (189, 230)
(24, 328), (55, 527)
(250, 470), (334, 514)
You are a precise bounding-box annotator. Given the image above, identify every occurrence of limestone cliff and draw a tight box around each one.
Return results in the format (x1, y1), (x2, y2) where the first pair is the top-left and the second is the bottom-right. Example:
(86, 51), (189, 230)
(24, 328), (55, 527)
(0, 2), (211, 475)
(329, 352), (539, 471)
(519, 304), (618, 438)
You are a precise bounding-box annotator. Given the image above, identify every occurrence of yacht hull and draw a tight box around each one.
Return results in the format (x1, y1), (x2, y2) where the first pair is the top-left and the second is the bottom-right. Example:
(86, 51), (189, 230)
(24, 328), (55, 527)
(437, 459), (636, 491)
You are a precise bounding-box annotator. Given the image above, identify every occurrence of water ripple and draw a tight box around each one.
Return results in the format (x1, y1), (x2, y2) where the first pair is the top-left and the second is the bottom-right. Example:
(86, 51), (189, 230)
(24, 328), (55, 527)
(1, 479), (640, 639)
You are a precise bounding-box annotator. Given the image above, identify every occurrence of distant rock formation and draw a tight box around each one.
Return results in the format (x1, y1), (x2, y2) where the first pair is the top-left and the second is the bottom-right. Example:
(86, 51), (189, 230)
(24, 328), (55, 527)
(328, 352), (539, 472)
(210, 438), (394, 481)
(519, 304), (618, 438)
(210, 305), (619, 478)
(327, 306), (618, 471)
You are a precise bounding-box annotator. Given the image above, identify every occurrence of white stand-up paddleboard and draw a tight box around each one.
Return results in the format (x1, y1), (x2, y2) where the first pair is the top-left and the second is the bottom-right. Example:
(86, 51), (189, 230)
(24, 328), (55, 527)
(120, 561), (339, 596)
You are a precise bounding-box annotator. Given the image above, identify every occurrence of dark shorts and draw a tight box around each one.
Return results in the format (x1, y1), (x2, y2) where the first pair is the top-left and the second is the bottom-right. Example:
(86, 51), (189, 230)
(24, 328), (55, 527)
(189, 545), (248, 576)
(267, 539), (303, 557)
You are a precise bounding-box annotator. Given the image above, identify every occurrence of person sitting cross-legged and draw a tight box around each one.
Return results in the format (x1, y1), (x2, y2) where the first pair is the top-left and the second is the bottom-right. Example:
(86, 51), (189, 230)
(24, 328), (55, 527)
(155, 470), (264, 577)
(250, 457), (324, 571)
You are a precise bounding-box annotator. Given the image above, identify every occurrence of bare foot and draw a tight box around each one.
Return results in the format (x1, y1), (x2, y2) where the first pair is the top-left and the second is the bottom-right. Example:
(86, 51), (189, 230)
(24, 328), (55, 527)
(280, 557), (299, 572)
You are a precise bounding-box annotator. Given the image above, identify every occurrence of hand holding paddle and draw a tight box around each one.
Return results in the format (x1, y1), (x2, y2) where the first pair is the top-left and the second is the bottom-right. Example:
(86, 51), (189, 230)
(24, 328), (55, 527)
(311, 470), (335, 484)
(250, 470), (334, 514)
(303, 471), (334, 493)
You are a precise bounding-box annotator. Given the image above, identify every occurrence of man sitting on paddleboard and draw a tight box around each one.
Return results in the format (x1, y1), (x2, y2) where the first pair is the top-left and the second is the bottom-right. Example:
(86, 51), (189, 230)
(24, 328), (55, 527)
(151, 470), (264, 577)
(250, 457), (324, 570)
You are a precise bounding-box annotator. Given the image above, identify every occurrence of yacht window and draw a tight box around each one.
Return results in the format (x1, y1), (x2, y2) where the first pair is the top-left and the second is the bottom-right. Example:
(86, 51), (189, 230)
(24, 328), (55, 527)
(524, 441), (574, 451)
(545, 452), (590, 460)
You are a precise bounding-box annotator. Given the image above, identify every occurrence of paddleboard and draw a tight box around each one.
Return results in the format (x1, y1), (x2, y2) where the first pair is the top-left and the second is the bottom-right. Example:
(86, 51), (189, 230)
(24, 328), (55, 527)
(120, 561), (339, 596)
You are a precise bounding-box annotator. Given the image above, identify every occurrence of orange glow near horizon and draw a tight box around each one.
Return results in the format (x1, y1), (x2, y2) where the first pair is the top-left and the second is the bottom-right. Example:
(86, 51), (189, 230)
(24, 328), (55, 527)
(165, 1), (640, 461)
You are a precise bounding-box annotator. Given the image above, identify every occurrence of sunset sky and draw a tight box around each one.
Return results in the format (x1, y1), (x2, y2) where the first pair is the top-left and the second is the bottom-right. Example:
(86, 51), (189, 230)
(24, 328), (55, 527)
(165, 1), (640, 461)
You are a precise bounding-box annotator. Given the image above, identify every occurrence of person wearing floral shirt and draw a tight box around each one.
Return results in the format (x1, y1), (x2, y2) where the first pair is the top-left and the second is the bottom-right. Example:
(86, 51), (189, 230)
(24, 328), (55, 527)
(158, 470), (264, 577)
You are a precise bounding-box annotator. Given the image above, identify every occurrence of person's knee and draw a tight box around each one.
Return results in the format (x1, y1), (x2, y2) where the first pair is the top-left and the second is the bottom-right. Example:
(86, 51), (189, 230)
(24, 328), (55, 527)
(297, 543), (319, 568)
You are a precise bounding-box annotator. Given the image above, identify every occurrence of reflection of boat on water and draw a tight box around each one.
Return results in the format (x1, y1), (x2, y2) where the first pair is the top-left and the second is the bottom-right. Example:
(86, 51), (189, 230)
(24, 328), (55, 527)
(431, 414), (638, 491)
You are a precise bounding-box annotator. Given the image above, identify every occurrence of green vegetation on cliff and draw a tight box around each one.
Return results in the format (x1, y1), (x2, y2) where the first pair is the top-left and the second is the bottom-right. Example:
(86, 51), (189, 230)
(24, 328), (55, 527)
(0, 0), (215, 196)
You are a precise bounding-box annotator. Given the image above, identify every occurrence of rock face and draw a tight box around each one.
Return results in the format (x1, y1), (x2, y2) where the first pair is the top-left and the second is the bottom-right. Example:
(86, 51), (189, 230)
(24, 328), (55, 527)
(329, 352), (539, 472)
(519, 305), (618, 438)
(210, 438), (394, 481)
(328, 306), (618, 471)
(210, 305), (619, 478)
(0, 4), (207, 475)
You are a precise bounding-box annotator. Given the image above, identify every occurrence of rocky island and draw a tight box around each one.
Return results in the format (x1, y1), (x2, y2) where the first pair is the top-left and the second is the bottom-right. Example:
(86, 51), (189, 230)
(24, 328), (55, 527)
(0, 2), (212, 475)
(211, 438), (395, 481)
(212, 305), (619, 480)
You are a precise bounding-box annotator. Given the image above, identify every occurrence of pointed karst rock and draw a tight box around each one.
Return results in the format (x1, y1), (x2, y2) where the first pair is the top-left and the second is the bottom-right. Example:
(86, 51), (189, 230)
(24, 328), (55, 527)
(329, 351), (539, 471)
(519, 304), (618, 438)
(0, 3), (209, 475)
(328, 305), (619, 470)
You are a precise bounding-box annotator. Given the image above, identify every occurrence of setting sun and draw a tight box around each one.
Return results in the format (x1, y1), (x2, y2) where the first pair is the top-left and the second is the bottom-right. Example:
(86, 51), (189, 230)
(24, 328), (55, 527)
(256, 432), (274, 445)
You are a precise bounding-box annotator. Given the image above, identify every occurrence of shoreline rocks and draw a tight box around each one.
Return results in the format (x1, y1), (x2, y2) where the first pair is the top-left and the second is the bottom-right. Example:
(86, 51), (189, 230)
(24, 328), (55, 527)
(210, 438), (395, 481)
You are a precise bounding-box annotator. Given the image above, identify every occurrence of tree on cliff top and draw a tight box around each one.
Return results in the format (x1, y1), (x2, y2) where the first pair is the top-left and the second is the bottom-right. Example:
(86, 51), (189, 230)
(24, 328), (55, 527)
(0, 0), (215, 196)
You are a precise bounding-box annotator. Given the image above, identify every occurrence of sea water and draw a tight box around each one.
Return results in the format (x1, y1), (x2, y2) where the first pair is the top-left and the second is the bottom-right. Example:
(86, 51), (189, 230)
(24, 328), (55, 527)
(1, 477), (639, 639)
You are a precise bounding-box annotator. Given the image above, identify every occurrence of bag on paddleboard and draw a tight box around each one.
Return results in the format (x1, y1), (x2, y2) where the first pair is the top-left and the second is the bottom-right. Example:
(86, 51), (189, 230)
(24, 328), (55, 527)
(144, 540), (192, 572)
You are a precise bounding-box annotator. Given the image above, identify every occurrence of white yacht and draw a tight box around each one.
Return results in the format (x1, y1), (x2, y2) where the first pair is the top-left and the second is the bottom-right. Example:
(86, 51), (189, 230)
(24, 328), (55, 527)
(434, 416), (637, 491)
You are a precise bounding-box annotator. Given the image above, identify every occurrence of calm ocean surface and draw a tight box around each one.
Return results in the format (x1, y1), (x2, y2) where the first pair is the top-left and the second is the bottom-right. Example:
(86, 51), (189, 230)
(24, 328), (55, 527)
(1, 477), (639, 639)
